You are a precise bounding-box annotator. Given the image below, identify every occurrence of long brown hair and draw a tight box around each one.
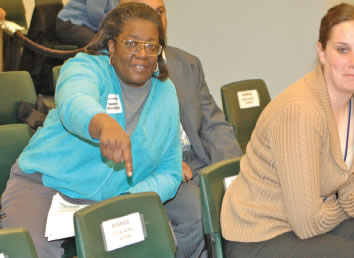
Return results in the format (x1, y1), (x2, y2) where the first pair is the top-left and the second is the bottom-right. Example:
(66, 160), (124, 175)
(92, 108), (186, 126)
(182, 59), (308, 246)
(319, 3), (354, 49)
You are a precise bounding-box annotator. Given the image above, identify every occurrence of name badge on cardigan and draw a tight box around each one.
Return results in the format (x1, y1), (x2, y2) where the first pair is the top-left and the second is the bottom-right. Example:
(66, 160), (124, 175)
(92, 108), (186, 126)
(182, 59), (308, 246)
(106, 94), (122, 114)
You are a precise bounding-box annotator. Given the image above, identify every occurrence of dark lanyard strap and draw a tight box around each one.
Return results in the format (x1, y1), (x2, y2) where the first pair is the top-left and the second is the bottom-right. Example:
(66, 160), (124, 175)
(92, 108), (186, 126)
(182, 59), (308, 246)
(324, 99), (352, 202)
(344, 98), (352, 162)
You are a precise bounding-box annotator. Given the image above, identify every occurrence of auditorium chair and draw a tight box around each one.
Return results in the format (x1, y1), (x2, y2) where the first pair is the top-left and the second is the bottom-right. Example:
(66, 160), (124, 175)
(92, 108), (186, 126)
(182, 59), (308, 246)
(0, 71), (37, 125)
(0, 123), (32, 199)
(0, 227), (39, 258)
(74, 192), (176, 258)
(221, 79), (271, 153)
(200, 157), (241, 258)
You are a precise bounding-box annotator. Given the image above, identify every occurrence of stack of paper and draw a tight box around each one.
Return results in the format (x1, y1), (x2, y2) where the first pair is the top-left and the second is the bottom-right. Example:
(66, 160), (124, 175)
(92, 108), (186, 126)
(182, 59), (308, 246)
(45, 193), (88, 241)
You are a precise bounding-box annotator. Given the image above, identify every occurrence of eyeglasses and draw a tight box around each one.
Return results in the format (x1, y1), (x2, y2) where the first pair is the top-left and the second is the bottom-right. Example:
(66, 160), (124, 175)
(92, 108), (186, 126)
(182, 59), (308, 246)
(116, 39), (162, 56)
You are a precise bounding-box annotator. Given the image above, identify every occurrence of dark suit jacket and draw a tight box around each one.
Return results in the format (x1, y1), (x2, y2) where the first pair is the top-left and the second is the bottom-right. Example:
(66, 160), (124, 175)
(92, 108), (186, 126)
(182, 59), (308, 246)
(165, 46), (242, 170)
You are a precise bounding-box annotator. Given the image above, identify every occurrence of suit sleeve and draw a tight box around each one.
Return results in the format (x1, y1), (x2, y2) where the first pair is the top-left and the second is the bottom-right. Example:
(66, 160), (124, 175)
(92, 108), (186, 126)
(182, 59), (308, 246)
(195, 57), (243, 162)
(86, 0), (110, 30)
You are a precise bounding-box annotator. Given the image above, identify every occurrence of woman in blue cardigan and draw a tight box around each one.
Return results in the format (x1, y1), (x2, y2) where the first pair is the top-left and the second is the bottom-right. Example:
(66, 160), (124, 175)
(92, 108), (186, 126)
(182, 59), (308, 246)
(1, 3), (182, 257)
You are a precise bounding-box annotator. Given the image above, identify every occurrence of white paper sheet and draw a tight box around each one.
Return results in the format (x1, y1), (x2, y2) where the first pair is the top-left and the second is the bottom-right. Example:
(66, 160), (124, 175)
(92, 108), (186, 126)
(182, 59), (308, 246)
(45, 193), (88, 241)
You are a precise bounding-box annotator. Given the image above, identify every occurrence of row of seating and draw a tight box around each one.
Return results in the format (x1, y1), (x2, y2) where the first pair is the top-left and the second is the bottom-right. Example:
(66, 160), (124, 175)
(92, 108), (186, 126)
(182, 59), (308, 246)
(0, 146), (240, 258)
(0, 192), (176, 258)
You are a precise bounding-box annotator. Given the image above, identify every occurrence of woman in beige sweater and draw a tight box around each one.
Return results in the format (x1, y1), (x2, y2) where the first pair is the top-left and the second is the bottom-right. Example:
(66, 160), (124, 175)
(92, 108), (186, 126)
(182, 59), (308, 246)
(221, 3), (354, 257)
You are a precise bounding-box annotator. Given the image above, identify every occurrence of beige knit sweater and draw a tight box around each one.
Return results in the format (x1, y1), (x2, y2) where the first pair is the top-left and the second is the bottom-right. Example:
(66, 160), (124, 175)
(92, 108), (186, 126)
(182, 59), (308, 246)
(221, 65), (354, 242)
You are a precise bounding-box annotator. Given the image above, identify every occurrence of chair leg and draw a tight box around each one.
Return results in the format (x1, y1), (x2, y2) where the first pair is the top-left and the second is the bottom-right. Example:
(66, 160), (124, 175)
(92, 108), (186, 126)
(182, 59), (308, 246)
(61, 237), (76, 258)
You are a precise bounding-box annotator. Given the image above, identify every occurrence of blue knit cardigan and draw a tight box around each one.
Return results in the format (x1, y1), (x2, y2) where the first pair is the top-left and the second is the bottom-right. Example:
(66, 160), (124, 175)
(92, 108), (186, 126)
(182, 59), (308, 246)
(18, 52), (182, 202)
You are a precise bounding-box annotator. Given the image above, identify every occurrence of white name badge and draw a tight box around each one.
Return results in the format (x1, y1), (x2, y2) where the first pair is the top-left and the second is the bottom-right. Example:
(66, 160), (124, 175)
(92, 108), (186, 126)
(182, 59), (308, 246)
(237, 90), (260, 109)
(0, 253), (6, 258)
(223, 175), (238, 190)
(101, 212), (145, 252)
(106, 94), (122, 114)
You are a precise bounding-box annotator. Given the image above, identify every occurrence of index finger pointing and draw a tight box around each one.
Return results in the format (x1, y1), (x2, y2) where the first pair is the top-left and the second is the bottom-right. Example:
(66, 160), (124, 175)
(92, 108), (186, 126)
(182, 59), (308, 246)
(123, 149), (133, 177)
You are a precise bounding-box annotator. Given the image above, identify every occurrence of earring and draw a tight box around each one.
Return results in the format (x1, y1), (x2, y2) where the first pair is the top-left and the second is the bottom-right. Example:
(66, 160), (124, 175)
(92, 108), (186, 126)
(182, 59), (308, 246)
(154, 63), (159, 73)
(109, 56), (113, 65)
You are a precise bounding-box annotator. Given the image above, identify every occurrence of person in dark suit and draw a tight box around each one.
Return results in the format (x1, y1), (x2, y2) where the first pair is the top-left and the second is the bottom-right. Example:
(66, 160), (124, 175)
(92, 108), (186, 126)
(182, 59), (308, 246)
(164, 45), (243, 257)
(124, 1), (243, 257)
(56, 0), (119, 47)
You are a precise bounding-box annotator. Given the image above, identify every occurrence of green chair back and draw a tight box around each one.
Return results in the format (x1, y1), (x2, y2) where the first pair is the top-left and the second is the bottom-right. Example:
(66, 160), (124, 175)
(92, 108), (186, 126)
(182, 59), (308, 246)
(0, 124), (32, 198)
(0, 227), (39, 258)
(74, 192), (176, 258)
(0, 124), (73, 258)
(0, 71), (37, 125)
(52, 65), (62, 91)
(221, 79), (271, 153)
(0, 0), (27, 31)
(200, 157), (241, 258)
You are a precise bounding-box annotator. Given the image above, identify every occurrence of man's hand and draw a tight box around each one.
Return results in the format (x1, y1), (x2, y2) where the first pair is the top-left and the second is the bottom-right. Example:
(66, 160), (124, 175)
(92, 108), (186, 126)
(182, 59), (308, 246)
(0, 8), (6, 20)
(182, 161), (193, 182)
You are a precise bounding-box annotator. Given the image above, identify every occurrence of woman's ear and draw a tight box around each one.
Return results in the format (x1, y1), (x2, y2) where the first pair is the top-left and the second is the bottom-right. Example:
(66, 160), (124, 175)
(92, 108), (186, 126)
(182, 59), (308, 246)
(108, 39), (115, 56)
(317, 41), (325, 65)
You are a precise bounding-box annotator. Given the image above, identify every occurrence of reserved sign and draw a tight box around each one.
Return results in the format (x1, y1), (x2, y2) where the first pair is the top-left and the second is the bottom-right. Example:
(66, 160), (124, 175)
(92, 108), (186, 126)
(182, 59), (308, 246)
(237, 90), (260, 109)
(101, 212), (145, 251)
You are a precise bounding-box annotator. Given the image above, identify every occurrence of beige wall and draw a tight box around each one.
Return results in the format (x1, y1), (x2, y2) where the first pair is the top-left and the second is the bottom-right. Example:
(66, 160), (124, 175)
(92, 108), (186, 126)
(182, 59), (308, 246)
(165, 0), (326, 105)
(23, 0), (34, 27)
(327, 0), (354, 8)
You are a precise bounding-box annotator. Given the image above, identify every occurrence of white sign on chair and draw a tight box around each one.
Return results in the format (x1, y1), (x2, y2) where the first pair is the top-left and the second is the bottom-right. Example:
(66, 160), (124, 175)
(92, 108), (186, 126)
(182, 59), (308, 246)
(237, 90), (260, 109)
(223, 175), (238, 190)
(101, 212), (145, 251)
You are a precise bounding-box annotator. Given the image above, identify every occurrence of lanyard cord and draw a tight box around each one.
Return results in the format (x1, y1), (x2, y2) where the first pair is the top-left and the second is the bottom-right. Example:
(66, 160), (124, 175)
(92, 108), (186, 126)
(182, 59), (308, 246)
(324, 99), (352, 202)
(344, 98), (352, 162)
